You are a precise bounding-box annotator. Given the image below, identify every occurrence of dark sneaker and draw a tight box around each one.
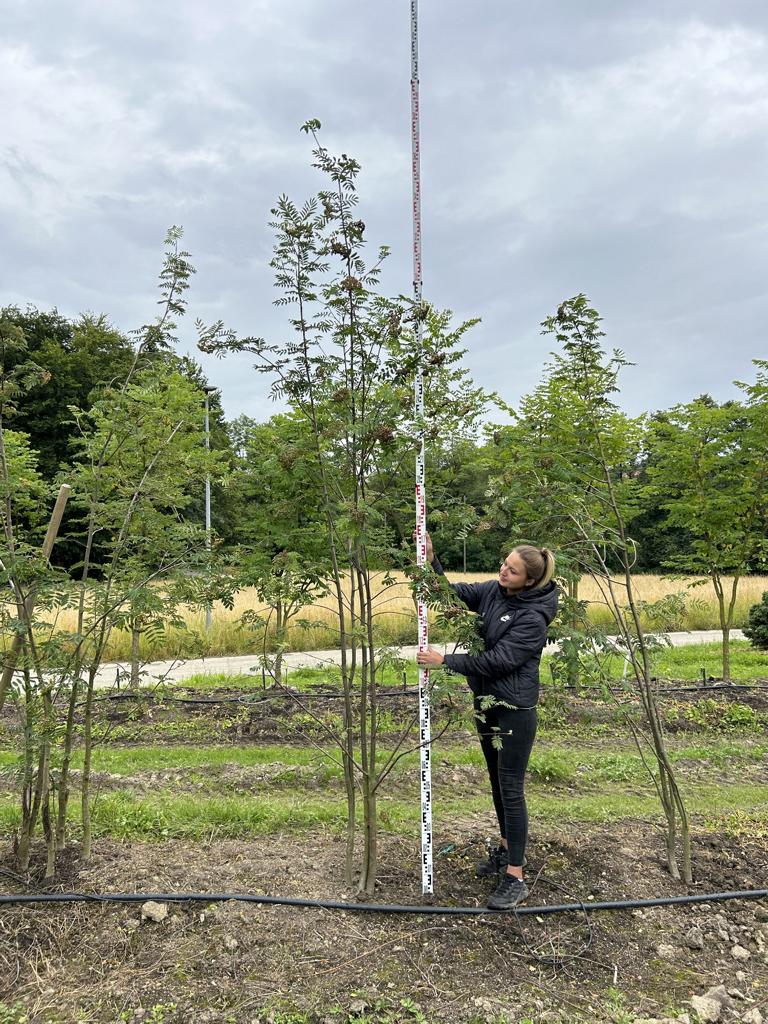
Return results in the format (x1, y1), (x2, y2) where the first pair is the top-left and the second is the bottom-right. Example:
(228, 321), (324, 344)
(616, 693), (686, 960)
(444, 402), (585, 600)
(476, 846), (527, 878)
(476, 844), (509, 878)
(487, 873), (529, 910)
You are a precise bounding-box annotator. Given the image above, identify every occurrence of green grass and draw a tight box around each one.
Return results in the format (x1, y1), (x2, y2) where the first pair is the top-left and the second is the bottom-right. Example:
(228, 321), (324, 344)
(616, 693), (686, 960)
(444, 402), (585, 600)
(0, 791), (347, 839)
(578, 640), (768, 682)
(68, 743), (337, 773)
(2, 736), (764, 783)
(161, 671), (273, 691)
(1, 782), (765, 840)
(174, 665), (415, 691)
(668, 740), (768, 766)
(170, 641), (768, 691)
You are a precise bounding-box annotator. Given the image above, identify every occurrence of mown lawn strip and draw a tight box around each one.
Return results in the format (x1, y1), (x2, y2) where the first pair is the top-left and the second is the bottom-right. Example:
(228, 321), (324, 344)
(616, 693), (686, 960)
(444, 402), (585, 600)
(1, 782), (765, 840)
(1, 737), (764, 783)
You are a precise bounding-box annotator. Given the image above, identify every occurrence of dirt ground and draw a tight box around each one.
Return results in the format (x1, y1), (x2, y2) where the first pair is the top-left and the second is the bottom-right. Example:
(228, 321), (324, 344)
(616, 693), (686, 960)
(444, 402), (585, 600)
(2, 823), (767, 1024)
(2, 684), (767, 1022)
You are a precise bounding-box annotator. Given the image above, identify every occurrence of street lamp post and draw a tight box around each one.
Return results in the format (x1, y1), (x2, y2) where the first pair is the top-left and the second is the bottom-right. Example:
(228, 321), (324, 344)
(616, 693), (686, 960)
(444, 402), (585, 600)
(203, 386), (216, 631)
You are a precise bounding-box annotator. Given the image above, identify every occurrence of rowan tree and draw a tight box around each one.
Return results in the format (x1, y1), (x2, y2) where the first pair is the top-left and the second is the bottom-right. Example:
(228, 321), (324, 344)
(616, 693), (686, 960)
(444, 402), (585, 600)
(198, 122), (486, 891)
(1, 228), (228, 870)
(644, 376), (768, 681)
(488, 295), (691, 880)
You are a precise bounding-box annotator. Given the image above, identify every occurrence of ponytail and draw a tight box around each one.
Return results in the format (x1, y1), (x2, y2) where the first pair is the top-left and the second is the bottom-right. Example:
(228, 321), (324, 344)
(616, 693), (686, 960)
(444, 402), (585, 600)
(538, 547), (555, 588)
(512, 544), (556, 589)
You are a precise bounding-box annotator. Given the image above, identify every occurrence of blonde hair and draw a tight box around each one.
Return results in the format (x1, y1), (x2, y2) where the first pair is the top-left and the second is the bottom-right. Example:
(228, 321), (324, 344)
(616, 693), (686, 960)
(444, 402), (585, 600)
(511, 545), (555, 589)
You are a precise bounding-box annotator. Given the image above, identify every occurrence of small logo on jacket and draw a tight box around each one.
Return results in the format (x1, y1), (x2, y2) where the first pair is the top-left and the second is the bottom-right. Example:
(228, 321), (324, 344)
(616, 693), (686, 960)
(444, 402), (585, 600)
(500, 614), (510, 622)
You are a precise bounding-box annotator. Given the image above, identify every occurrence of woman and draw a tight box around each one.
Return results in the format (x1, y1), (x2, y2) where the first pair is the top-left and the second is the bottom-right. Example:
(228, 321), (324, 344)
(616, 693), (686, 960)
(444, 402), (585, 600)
(416, 535), (558, 910)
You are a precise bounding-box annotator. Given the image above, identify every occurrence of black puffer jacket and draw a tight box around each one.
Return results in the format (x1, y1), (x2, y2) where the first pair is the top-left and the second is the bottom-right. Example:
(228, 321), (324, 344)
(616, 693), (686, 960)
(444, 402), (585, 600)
(432, 557), (559, 708)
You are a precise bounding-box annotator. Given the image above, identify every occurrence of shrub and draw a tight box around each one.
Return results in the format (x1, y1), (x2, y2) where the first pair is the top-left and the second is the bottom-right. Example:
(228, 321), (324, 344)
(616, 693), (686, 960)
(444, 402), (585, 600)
(743, 591), (768, 650)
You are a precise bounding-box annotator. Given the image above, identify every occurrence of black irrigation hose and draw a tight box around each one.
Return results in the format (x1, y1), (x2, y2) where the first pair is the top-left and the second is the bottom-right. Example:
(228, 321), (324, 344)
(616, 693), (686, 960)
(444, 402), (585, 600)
(2, 888), (766, 915)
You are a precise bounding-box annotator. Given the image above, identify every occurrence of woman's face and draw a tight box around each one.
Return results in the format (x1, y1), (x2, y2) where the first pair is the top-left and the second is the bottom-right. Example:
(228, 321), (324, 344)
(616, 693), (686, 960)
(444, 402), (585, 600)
(499, 551), (533, 593)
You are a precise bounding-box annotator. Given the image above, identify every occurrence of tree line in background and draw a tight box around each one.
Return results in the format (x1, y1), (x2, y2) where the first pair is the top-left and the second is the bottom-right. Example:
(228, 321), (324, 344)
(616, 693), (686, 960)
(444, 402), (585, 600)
(2, 125), (767, 889)
(5, 308), (767, 584)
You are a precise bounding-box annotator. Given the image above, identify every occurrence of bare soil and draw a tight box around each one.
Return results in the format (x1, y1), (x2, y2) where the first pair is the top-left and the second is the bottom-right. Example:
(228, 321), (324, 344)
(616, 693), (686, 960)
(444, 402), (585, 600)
(2, 823), (767, 1024)
(5, 680), (761, 754)
(2, 684), (766, 1022)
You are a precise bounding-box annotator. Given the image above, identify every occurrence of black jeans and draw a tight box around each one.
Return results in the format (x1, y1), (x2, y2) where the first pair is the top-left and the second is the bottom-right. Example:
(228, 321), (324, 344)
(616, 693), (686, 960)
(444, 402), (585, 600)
(474, 698), (538, 868)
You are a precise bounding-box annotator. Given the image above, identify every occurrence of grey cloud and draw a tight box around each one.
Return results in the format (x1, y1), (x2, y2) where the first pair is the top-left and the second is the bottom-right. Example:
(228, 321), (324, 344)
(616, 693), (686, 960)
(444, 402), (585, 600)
(2, 1), (767, 425)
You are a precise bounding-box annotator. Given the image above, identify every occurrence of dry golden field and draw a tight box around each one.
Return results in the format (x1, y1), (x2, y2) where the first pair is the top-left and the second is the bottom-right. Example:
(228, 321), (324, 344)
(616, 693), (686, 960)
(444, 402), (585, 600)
(77, 571), (768, 661)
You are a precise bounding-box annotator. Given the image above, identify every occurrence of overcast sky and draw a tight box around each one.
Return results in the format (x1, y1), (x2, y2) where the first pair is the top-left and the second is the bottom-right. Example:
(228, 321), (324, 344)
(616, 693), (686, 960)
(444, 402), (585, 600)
(3, 1), (767, 422)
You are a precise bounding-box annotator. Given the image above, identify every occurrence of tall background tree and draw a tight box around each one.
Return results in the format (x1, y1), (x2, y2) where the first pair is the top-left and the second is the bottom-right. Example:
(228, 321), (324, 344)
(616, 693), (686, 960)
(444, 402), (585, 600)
(644, 380), (768, 681)
(0, 308), (134, 482)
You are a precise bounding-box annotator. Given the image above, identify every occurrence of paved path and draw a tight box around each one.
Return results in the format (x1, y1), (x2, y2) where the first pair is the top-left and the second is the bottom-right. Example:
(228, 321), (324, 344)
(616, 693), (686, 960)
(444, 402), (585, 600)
(96, 629), (743, 688)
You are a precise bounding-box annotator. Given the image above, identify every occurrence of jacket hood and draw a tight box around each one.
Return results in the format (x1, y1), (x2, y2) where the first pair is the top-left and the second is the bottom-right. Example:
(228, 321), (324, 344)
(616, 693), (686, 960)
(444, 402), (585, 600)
(499, 580), (559, 625)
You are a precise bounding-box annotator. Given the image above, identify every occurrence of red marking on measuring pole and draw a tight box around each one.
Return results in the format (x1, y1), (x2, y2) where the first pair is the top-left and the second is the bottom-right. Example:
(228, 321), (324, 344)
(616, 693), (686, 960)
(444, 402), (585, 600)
(411, 0), (433, 895)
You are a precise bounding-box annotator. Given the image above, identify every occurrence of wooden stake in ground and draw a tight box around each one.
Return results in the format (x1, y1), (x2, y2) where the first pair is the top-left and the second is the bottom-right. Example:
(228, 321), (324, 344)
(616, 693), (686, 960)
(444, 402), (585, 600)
(0, 483), (71, 713)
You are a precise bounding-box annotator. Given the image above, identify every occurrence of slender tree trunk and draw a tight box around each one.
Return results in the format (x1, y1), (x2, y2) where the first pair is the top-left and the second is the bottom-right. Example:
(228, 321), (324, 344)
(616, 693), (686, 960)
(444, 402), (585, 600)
(611, 558), (691, 881)
(18, 794), (33, 871)
(322, 550), (356, 887)
(724, 575), (740, 685)
(341, 665), (357, 883)
(359, 772), (377, 895)
(39, 685), (57, 878)
(56, 679), (80, 851)
(358, 682), (373, 894)
(274, 601), (285, 686)
(568, 577), (580, 687)
(130, 621), (141, 691)
(717, 593), (731, 683)
(22, 729), (49, 874)
(712, 573), (737, 683)
(274, 648), (284, 688)
(81, 668), (96, 862)
(346, 563), (361, 886)
(325, 566), (355, 887)
(342, 726), (356, 885)
(356, 573), (372, 893)
(359, 560), (378, 895)
(17, 671), (37, 871)
(578, 432), (692, 881)
(41, 772), (55, 878)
